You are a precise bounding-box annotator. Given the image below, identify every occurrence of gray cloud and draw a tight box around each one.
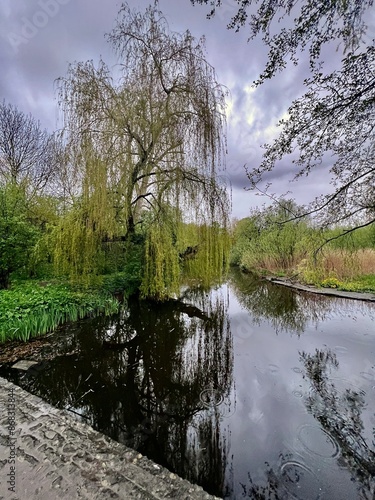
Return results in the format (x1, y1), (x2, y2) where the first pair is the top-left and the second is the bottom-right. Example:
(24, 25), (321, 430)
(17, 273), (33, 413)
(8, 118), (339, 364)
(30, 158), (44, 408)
(0, 0), (342, 218)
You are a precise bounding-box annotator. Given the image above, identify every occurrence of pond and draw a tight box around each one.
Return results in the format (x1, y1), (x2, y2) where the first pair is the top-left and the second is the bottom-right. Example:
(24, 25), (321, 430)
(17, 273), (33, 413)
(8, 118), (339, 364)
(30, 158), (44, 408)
(1, 268), (375, 499)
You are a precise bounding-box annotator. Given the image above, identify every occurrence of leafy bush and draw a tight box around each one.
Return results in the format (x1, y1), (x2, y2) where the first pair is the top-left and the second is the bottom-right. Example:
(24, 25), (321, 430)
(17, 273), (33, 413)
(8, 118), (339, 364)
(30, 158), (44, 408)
(232, 202), (375, 293)
(232, 202), (314, 274)
(0, 282), (119, 342)
(325, 225), (375, 251)
(0, 185), (40, 288)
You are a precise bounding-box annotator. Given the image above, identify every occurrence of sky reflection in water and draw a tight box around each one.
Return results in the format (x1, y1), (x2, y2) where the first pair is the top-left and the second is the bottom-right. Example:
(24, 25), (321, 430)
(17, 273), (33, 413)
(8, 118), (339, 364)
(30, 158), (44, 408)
(2, 268), (375, 499)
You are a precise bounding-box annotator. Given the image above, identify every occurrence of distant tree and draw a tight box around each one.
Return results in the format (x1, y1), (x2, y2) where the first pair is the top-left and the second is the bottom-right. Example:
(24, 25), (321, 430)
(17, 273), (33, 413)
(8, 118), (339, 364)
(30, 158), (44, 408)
(191, 0), (375, 235)
(0, 101), (58, 194)
(55, 3), (230, 298)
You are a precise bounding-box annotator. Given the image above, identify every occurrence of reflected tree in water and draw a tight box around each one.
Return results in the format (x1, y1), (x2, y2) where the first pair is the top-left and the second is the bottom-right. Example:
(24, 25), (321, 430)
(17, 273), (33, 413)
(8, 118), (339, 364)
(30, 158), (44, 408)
(230, 347), (375, 499)
(300, 348), (375, 497)
(229, 268), (331, 335)
(14, 288), (234, 497)
(238, 470), (282, 499)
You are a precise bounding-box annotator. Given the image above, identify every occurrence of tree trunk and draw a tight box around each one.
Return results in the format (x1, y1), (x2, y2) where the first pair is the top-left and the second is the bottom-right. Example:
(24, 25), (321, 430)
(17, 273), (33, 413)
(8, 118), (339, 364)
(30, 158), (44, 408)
(0, 270), (10, 289)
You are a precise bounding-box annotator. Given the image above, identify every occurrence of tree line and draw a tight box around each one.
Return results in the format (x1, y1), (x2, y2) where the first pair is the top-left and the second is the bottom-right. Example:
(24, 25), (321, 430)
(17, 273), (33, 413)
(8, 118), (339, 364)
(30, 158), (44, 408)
(2, 0), (374, 294)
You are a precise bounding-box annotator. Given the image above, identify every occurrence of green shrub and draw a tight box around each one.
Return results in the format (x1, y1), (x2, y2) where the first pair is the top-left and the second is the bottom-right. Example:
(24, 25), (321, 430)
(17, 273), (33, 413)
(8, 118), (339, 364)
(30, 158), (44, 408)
(0, 282), (119, 343)
(0, 185), (41, 288)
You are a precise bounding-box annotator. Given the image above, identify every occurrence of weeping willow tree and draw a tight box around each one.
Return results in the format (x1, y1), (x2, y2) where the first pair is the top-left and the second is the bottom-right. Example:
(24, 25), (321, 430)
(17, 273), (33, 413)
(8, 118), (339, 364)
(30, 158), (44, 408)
(54, 3), (230, 298)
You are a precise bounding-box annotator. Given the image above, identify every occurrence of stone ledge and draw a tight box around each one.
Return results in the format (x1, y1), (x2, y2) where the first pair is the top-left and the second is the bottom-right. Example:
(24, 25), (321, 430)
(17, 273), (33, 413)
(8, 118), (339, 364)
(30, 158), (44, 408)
(267, 277), (375, 302)
(0, 377), (221, 500)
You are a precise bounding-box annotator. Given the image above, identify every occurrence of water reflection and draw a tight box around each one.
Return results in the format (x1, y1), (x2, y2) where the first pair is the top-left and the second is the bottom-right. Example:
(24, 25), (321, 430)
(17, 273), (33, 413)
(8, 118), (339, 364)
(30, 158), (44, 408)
(229, 267), (375, 336)
(232, 347), (375, 499)
(300, 348), (375, 496)
(5, 290), (233, 497)
(229, 268), (333, 335)
(2, 269), (375, 499)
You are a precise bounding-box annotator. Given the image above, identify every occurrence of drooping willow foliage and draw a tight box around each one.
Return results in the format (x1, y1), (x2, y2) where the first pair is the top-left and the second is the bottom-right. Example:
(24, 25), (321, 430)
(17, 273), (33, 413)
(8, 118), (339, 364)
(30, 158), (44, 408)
(54, 3), (231, 298)
(181, 223), (231, 287)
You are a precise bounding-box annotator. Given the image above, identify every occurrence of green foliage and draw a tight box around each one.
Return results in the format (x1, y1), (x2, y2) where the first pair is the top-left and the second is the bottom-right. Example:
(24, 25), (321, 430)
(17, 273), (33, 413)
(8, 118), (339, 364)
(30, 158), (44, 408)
(338, 275), (375, 293)
(100, 272), (137, 295)
(0, 282), (119, 343)
(323, 225), (375, 252)
(182, 223), (231, 287)
(301, 272), (375, 293)
(0, 185), (40, 288)
(101, 238), (144, 295)
(321, 277), (342, 289)
(51, 202), (105, 280)
(53, 4), (230, 299)
(232, 201), (313, 274)
(232, 204), (375, 293)
(230, 217), (259, 266)
(1, 6), (231, 302)
(140, 222), (181, 300)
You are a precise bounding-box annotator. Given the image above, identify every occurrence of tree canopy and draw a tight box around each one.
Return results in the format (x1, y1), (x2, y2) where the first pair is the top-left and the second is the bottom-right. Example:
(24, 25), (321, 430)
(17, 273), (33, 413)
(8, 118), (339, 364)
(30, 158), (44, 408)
(55, 3), (230, 298)
(191, 0), (373, 82)
(0, 102), (62, 288)
(255, 47), (375, 230)
(0, 184), (40, 288)
(191, 0), (375, 233)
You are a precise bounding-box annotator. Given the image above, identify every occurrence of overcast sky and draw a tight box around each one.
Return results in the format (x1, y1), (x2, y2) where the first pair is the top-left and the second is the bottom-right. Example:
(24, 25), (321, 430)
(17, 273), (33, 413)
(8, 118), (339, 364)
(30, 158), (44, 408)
(1, 0), (370, 219)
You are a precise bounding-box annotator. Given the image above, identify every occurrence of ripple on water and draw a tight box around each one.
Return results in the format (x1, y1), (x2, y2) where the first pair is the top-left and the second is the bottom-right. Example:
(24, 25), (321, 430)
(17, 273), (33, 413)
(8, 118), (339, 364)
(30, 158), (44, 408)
(333, 345), (348, 355)
(199, 388), (236, 418)
(292, 367), (303, 374)
(292, 390), (304, 398)
(298, 424), (340, 459)
(280, 460), (323, 499)
(268, 364), (280, 374)
(360, 371), (375, 382)
(199, 388), (224, 408)
(255, 364), (280, 375)
(219, 400), (236, 418)
(330, 378), (367, 397)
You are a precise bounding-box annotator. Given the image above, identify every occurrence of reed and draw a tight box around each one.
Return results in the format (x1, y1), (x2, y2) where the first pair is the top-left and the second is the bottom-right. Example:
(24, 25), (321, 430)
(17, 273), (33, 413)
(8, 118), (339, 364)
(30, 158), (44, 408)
(301, 248), (375, 290)
(232, 211), (375, 292)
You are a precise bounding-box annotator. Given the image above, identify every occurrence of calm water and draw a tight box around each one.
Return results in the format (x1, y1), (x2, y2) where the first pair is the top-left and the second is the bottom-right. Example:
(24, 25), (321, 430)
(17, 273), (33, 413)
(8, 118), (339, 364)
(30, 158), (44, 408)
(1, 268), (375, 499)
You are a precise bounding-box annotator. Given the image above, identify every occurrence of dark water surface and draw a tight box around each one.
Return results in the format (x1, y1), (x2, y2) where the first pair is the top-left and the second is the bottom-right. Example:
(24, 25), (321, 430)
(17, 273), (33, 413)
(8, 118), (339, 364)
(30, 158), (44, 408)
(2, 268), (375, 499)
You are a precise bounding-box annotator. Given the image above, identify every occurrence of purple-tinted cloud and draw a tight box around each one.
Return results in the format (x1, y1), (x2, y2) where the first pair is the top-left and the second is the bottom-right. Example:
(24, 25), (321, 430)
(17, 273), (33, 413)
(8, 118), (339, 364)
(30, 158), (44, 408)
(0, 0), (353, 218)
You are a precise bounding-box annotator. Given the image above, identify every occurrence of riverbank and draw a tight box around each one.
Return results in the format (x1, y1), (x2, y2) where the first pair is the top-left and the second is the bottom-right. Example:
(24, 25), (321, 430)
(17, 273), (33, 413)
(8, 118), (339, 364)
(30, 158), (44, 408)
(0, 272), (137, 344)
(0, 377), (220, 500)
(266, 276), (375, 301)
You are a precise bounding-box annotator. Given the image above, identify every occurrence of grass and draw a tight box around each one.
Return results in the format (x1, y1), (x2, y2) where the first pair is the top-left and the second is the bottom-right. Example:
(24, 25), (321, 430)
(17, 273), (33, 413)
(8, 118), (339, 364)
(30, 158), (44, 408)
(0, 280), (120, 343)
(337, 275), (375, 292)
(315, 248), (375, 280)
(300, 249), (375, 292)
(318, 274), (375, 293)
(238, 247), (375, 294)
